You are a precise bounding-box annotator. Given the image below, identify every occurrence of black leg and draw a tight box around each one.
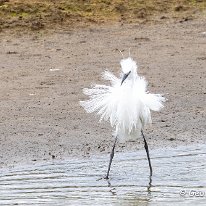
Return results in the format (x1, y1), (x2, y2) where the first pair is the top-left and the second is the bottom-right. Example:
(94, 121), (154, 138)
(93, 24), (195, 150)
(105, 136), (118, 179)
(147, 174), (152, 193)
(141, 130), (153, 176)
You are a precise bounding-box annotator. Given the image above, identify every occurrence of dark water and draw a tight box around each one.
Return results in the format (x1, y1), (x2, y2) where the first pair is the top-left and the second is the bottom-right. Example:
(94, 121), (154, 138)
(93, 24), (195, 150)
(0, 144), (205, 206)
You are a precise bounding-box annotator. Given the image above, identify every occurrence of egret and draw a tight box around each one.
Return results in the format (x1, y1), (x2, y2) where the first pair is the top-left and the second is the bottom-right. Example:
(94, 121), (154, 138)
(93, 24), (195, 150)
(80, 54), (166, 179)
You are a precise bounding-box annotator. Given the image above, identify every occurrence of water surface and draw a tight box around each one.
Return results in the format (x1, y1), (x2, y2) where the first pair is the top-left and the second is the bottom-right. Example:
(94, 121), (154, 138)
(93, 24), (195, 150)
(0, 144), (205, 206)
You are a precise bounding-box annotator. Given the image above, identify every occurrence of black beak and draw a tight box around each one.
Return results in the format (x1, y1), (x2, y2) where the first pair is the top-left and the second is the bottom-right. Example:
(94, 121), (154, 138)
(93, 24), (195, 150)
(121, 71), (131, 85)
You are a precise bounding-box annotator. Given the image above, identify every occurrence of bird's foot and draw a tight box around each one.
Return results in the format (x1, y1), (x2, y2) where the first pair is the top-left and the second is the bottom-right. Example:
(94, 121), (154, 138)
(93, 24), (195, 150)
(104, 175), (109, 180)
(96, 176), (109, 181)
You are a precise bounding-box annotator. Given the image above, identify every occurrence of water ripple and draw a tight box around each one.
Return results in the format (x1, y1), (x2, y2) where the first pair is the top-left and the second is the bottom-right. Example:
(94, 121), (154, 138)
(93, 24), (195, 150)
(0, 144), (205, 206)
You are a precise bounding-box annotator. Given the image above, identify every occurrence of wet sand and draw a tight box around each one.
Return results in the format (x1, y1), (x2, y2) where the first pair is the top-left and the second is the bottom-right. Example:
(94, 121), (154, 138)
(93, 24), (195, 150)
(0, 18), (205, 168)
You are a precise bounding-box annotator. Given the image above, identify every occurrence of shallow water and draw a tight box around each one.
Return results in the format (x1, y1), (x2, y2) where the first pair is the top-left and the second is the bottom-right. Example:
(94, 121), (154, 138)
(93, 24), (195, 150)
(0, 144), (205, 206)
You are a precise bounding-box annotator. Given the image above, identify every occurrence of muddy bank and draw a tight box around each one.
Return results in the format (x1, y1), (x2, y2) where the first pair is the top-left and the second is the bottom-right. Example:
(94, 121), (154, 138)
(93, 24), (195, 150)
(0, 0), (205, 31)
(0, 18), (205, 168)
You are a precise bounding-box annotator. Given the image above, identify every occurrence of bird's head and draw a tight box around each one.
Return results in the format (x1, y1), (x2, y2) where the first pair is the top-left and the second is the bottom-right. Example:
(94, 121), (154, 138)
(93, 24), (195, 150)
(120, 57), (138, 85)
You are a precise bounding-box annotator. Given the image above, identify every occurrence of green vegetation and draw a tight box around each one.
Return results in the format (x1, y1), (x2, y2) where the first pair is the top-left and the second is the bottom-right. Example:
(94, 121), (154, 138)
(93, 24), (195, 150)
(0, 0), (205, 31)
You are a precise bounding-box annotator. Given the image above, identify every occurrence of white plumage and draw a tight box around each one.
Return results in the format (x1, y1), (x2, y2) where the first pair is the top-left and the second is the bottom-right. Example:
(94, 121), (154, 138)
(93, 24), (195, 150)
(80, 57), (165, 141)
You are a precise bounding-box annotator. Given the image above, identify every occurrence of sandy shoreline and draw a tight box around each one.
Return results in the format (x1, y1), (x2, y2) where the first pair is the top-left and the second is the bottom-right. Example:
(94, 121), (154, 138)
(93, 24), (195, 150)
(0, 18), (205, 168)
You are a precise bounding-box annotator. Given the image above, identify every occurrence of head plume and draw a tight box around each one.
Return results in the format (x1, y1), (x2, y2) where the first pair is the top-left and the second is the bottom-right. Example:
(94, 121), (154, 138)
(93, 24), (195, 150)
(120, 57), (138, 74)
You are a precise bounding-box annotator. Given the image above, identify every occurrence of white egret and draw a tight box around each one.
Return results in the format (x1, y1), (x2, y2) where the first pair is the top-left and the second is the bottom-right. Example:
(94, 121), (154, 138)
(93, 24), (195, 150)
(80, 54), (166, 179)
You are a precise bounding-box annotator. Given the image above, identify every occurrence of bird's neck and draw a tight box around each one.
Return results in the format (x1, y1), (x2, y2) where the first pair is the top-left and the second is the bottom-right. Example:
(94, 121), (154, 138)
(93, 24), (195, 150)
(130, 70), (138, 83)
